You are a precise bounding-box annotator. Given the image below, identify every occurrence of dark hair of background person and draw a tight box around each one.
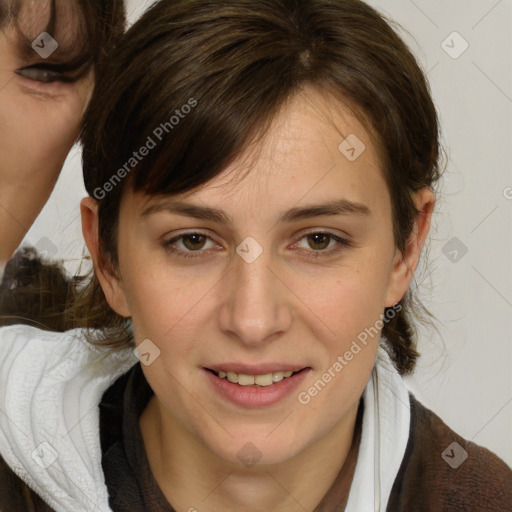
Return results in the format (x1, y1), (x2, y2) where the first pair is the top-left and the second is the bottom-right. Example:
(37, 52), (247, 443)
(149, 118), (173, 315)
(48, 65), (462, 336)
(0, 248), (77, 332)
(0, 0), (126, 79)
(2, 0), (444, 375)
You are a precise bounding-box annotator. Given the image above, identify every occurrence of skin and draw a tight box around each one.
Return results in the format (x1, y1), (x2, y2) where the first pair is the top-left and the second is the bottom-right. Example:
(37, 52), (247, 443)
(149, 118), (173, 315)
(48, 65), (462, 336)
(82, 88), (434, 512)
(0, 2), (93, 267)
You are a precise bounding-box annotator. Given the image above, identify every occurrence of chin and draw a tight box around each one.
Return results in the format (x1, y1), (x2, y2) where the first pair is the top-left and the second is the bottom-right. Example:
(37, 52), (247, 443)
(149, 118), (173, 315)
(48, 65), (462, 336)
(205, 430), (304, 468)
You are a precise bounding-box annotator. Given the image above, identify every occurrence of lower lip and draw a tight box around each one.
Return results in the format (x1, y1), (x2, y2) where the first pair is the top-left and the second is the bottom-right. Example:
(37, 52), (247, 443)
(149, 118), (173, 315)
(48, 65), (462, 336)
(203, 368), (310, 407)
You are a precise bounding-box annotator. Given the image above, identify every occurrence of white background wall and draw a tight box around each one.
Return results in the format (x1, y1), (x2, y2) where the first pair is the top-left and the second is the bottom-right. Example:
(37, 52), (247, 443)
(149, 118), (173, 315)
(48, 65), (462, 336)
(23, 0), (512, 465)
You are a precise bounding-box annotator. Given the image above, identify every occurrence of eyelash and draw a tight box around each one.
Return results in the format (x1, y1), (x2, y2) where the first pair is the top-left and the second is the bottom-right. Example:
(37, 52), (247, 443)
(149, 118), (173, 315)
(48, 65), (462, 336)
(162, 230), (351, 260)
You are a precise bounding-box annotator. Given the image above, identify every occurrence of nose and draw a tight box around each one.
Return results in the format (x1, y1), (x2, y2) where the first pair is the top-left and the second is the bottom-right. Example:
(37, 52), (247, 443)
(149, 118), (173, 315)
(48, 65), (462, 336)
(218, 243), (293, 347)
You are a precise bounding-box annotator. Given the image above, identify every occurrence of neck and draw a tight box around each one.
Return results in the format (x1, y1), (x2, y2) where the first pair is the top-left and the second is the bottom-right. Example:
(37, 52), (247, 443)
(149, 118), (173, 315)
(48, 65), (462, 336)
(140, 397), (362, 512)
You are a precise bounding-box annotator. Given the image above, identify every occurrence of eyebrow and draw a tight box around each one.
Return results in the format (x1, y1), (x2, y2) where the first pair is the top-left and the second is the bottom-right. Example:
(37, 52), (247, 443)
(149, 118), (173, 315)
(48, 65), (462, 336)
(141, 198), (371, 224)
(279, 199), (371, 222)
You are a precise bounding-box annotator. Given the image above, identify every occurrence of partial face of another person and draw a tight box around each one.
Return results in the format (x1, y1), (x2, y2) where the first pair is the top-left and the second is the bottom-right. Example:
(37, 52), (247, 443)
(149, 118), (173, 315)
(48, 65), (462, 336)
(0, 1), (93, 220)
(87, 88), (431, 468)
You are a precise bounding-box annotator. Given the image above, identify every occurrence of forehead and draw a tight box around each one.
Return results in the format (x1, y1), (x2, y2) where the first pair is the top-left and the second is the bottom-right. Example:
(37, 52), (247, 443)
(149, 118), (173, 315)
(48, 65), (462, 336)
(133, 88), (389, 218)
(197, 90), (381, 190)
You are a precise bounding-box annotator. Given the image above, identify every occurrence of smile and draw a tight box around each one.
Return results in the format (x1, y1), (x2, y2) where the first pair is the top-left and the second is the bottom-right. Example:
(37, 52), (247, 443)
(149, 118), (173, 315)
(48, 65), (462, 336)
(209, 369), (300, 387)
(204, 366), (310, 407)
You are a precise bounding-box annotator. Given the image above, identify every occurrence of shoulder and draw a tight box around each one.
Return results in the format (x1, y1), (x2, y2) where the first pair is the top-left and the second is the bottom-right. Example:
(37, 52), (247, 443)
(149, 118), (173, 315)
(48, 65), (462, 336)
(0, 325), (83, 379)
(0, 324), (136, 408)
(0, 324), (133, 371)
(388, 394), (512, 511)
(0, 323), (85, 355)
(0, 325), (136, 511)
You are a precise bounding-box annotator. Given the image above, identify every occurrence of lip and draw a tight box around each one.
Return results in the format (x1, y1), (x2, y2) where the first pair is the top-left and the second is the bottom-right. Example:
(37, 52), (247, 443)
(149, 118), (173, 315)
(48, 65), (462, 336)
(206, 363), (307, 375)
(203, 367), (311, 407)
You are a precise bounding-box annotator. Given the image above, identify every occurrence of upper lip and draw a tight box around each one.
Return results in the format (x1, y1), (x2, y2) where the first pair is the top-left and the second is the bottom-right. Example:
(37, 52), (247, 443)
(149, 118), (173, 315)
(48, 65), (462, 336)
(206, 363), (309, 375)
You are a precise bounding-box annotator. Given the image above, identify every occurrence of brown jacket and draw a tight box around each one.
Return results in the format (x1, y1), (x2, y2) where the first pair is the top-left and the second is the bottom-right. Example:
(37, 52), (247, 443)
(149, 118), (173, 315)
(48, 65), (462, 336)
(0, 365), (511, 511)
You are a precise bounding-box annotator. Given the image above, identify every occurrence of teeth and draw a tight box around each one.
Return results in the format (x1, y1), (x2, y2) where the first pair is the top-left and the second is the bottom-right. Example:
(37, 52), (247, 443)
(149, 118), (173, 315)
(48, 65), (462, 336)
(238, 374), (255, 385)
(272, 371), (284, 382)
(214, 369), (299, 387)
(255, 373), (274, 386)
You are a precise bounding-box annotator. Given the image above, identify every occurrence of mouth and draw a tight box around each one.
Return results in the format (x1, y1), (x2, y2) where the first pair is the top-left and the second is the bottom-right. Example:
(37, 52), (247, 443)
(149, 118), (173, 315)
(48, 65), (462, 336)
(205, 368), (305, 387)
(203, 365), (311, 407)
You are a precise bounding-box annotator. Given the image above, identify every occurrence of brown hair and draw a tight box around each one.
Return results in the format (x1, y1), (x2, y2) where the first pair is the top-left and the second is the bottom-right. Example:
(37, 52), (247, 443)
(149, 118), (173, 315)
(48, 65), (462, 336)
(75, 0), (442, 374)
(0, 0), (125, 79)
(0, 248), (76, 332)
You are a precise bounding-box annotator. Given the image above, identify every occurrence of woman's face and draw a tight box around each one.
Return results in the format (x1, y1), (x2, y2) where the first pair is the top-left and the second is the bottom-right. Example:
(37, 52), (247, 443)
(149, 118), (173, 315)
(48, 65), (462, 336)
(90, 89), (428, 467)
(0, 4), (92, 189)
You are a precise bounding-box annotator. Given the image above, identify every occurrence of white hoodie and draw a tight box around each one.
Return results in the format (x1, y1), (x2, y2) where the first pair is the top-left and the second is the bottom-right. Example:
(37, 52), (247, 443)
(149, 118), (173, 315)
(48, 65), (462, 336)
(0, 325), (410, 512)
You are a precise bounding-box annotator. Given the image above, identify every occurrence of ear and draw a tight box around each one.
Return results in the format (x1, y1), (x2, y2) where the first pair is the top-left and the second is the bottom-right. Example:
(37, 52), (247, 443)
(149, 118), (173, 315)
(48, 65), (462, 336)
(385, 188), (435, 307)
(80, 197), (131, 317)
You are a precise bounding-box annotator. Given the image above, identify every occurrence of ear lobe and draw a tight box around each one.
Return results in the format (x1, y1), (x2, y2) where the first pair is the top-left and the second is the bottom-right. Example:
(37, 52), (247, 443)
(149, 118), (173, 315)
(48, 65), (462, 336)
(385, 188), (435, 307)
(80, 197), (131, 318)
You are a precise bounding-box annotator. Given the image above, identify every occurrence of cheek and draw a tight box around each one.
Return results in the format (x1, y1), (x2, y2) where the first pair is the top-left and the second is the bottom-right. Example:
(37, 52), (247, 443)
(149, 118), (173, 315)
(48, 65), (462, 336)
(26, 103), (82, 156)
(0, 88), (88, 174)
(294, 258), (393, 337)
(293, 272), (382, 416)
(118, 243), (215, 344)
(129, 277), (211, 343)
(305, 256), (392, 404)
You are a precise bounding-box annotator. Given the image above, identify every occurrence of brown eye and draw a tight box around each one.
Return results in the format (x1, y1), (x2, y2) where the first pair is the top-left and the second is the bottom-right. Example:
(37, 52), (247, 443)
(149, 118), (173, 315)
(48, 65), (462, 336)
(163, 231), (219, 259)
(306, 233), (332, 250)
(182, 234), (207, 250)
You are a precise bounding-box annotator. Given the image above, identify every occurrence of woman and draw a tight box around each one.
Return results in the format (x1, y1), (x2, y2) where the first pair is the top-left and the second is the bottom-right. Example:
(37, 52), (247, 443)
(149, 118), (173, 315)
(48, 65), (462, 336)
(0, 0), (125, 269)
(0, 0), (510, 511)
